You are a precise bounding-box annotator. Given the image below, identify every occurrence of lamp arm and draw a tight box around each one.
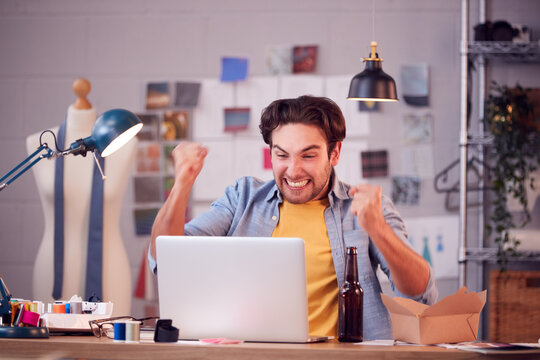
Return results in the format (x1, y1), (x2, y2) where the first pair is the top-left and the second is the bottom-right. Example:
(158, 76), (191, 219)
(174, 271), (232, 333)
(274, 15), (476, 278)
(0, 144), (54, 192)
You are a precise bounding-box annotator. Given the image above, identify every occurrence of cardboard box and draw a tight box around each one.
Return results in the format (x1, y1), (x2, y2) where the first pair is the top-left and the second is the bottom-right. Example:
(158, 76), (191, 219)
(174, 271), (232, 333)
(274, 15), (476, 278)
(381, 287), (487, 344)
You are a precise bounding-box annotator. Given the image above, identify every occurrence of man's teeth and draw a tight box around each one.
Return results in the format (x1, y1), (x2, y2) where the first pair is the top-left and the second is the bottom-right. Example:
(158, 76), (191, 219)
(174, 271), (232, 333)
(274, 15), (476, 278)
(287, 179), (308, 188)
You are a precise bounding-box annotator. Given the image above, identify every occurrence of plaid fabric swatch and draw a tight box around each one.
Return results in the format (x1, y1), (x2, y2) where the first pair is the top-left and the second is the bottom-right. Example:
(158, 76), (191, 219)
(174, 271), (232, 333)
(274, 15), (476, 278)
(361, 150), (388, 178)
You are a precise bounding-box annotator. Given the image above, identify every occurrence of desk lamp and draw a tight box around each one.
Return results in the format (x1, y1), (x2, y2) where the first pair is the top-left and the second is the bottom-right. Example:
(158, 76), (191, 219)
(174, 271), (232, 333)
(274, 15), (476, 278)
(0, 109), (143, 191)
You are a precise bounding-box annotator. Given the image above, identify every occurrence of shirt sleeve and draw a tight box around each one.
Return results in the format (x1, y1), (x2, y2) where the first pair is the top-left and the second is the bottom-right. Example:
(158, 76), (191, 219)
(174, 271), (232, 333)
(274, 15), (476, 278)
(372, 195), (439, 305)
(147, 179), (242, 275)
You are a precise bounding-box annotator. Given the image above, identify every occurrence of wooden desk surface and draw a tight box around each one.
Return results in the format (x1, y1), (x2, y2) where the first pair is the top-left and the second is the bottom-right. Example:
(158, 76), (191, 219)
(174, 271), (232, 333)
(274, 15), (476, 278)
(1, 336), (540, 360)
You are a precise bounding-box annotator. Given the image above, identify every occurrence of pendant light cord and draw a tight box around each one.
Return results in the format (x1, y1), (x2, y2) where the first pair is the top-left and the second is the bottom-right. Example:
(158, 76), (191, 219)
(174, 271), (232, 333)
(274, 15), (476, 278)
(371, 0), (375, 42)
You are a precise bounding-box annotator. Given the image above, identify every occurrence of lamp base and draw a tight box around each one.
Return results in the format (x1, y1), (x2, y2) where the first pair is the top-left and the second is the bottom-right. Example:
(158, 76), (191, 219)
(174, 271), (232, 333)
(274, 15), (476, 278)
(0, 326), (49, 338)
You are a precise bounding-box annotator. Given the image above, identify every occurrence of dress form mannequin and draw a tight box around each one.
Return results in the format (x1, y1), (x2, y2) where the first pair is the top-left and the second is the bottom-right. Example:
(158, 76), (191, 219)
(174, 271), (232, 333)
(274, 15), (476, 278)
(27, 78), (136, 315)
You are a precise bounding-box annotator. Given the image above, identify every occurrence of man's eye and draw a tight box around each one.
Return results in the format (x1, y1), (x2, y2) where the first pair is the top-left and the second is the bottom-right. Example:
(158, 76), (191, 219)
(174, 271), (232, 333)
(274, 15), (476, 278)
(303, 154), (315, 159)
(276, 154), (287, 158)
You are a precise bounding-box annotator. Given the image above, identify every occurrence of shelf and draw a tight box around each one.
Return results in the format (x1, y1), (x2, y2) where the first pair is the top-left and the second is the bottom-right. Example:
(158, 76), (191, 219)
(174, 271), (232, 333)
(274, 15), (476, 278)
(465, 248), (540, 262)
(467, 41), (540, 62)
(465, 134), (494, 146)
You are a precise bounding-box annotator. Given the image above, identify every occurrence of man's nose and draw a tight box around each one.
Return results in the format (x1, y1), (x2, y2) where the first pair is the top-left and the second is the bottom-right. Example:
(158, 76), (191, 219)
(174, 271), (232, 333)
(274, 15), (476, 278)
(287, 157), (302, 177)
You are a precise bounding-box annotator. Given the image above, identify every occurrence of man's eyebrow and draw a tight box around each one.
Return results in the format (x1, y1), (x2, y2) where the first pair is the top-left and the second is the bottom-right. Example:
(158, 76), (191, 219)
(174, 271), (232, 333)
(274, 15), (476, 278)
(272, 144), (321, 153)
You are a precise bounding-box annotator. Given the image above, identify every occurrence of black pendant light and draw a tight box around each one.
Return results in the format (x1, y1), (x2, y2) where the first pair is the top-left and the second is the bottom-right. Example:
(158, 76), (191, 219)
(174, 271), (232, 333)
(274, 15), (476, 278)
(347, 41), (398, 102)
(347, 0), (398, 102)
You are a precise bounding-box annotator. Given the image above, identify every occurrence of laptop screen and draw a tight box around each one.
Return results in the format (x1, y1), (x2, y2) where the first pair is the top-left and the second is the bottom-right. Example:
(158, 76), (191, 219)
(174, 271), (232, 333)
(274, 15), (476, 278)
(156, 236), (312, 342)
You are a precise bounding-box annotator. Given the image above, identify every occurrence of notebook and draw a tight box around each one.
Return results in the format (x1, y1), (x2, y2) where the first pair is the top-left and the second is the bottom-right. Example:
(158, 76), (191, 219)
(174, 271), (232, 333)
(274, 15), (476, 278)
(156, 235), (331, 343)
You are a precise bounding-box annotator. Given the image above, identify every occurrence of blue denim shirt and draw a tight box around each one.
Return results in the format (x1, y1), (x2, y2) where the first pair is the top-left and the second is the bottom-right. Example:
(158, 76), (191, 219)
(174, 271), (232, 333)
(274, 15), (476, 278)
(149, 173), (438, 340)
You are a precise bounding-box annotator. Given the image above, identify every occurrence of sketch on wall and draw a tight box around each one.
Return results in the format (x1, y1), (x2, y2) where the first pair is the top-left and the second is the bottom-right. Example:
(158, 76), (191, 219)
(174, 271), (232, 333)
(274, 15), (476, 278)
(404, 216), (459, 279)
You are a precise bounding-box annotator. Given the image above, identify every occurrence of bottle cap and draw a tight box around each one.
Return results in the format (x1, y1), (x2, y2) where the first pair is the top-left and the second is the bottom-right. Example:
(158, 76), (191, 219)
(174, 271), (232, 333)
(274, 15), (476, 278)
(346, 247), (357, 254)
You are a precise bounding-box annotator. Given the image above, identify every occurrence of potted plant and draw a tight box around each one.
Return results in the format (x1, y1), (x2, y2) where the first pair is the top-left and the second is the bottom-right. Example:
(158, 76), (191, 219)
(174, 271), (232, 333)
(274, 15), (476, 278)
(484, 82), (540, 269)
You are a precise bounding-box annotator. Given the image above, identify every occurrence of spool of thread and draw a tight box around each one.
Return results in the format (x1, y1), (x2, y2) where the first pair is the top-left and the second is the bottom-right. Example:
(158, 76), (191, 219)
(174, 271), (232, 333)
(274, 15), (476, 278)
(52, 303), (66, 313)
(70, 301), (83, 314)
(125, 321), (140, 342)
(20, 310), (40, 327)
(113, 321), (126, 342)
(65, 303), (70, 313)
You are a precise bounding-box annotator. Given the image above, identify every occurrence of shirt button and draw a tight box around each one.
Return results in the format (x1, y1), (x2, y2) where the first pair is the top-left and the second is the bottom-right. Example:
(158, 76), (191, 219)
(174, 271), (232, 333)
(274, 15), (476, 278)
(272, 216), (277, 221)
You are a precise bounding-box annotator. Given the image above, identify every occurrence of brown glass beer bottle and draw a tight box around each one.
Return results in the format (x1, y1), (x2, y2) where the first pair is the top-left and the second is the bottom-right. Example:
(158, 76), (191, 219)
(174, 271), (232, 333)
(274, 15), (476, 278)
(338, 246), (363, 342)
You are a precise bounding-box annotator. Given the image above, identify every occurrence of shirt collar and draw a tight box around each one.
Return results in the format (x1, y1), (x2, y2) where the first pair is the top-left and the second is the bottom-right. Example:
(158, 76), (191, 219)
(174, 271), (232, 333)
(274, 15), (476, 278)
(328, 170), (350, 201)
(265, 180), (282, 203)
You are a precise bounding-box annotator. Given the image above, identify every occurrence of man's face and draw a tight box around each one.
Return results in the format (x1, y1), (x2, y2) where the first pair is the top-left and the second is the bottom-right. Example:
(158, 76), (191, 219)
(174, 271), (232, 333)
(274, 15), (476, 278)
(271, 123), (341, 204)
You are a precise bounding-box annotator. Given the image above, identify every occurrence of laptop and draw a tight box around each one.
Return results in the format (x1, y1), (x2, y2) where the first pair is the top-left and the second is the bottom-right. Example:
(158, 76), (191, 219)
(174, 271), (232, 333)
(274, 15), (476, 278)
(156, 235), (331, 343)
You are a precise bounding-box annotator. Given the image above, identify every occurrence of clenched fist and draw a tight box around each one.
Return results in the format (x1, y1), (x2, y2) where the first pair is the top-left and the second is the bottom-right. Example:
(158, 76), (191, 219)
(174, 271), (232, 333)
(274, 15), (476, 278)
(349, 184), (385, 233)
(171, 142), (208, 187)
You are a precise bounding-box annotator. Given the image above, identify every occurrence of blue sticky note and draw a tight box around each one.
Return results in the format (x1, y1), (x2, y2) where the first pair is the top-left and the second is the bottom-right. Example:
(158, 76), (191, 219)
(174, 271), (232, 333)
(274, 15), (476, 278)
(221, 57), (249, 82)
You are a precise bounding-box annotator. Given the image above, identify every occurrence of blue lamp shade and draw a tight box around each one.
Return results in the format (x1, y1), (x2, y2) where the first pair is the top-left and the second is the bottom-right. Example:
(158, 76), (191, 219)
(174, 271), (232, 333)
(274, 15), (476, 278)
(82, 109), (143, 157)
(347, 42), (398, 102)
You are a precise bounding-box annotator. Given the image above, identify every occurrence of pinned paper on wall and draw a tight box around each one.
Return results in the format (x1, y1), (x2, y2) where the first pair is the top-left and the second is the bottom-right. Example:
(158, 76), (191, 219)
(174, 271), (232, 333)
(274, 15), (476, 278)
(136, 143), (161, 173)
(265, 45), (293, 75)
(279, 75), (324, 99)
(233, 139), (274, 181)
(175, 82), (201, 107)
(401, 64), (429, 107)
(400, 145), (434, 178)
(293, 45), (318, 74)
(236, 77), (279, 135)
(192, 140), (236, 201)
(335, 141), (369, 185)
(359, 101), (380, 112)
(221, 57), (249, 82)
(192, 79), (235, 139)
(133, 208), (159, 236)
(404, 215), (459, 278)
(145, 82), (170, 109)
(136, 114), (160, 141)
(391, 176), (421, 205)
(402, 113), (433, 144)
(263, 147), (272, 170)
(134, 176), (162, 203)
(224, 107), (250, 132)
(361, 150), (389, 178)
(162, 110), (189, 140)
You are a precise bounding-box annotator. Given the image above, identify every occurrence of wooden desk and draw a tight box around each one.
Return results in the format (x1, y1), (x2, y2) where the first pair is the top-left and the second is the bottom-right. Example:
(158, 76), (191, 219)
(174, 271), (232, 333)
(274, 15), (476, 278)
(1, 336), (540, 360)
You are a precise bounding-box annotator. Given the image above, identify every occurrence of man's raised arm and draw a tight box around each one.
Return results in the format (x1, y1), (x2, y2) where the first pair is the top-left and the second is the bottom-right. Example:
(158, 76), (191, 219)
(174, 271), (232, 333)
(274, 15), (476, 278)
(349, 184), (430, 297)
(150, 142), (208, 261)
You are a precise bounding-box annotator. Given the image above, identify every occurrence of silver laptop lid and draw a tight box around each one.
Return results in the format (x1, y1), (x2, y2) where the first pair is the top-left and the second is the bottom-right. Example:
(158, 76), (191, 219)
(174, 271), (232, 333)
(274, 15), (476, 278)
(156, 236), (310, 342)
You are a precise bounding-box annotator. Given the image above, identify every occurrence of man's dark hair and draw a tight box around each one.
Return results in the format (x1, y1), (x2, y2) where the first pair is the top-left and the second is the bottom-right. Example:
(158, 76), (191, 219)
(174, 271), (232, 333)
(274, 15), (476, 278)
(259, 95), (346, 157)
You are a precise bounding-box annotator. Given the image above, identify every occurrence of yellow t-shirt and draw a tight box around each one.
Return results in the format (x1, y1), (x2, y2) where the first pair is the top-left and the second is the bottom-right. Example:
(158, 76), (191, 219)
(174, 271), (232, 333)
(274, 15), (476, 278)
(271, 198), (338, 337)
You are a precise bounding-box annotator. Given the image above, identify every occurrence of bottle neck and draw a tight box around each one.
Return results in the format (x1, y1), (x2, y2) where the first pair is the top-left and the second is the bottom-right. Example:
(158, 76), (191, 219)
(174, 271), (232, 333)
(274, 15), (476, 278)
(345, 252), (359, 284)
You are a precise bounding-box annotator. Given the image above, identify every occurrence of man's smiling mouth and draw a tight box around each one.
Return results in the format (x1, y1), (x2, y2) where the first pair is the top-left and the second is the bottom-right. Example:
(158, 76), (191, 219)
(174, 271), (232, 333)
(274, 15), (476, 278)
(285, 179), (309, 188)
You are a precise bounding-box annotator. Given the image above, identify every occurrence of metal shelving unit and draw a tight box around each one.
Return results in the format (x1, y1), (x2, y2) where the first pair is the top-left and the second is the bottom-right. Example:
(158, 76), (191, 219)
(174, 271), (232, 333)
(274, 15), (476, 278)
(458, 1), (540, 290)
(465, 248), (540, 263)
(468, 41), (540, 62)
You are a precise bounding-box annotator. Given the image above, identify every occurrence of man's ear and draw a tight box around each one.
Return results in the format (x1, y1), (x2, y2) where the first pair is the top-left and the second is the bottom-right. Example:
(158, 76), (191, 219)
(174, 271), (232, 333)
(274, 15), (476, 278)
(330, 142), (342, 166)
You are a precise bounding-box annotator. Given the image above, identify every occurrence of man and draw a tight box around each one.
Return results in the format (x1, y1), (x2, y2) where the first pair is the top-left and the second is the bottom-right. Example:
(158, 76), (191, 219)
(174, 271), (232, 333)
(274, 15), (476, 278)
(149, 95), (438, 340)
